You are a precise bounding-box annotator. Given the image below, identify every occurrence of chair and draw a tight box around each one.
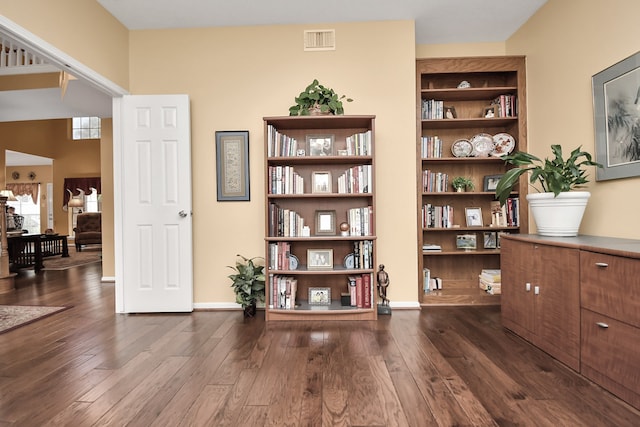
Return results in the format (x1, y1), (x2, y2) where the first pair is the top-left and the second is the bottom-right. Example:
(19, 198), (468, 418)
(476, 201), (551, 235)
(73, 212), (102, 251)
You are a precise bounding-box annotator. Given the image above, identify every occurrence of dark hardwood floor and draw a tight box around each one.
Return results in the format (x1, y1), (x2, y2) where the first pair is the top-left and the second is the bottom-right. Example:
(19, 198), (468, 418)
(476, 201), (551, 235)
(1, 264), (639, 426)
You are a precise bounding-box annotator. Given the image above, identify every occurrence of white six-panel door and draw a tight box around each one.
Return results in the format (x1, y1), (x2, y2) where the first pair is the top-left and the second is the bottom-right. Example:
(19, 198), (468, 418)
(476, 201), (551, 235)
(115, 94), (193, 312)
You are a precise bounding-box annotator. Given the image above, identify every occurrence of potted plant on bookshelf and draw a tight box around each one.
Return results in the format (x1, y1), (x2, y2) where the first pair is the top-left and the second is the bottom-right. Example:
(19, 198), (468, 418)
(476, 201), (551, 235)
(451, 176), (475, 192)
(227, 254), (266, 318)
(289, 79), (353, 116)
(494, 144), (602, 237)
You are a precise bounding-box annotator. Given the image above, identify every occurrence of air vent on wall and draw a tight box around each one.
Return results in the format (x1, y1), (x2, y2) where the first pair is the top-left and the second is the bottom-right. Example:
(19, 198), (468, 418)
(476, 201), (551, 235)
(304, 30), (335, 51)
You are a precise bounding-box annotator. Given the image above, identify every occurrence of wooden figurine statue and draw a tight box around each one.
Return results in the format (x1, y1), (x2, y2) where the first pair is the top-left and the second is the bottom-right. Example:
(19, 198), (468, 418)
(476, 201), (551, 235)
(377, 264), (391, 314)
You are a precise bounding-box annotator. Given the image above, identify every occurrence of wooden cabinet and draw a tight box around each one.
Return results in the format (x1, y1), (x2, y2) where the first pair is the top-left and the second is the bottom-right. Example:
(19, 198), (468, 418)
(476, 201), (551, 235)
(416, 56), (528, 305)
(501, 238), (580, 370)
(263, 115), (377, 321)
(501, 234), (640, 410)
(580, 251), (640, 409)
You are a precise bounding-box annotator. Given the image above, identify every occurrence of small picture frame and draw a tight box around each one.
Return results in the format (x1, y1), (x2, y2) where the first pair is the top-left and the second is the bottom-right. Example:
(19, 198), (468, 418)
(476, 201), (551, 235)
(311, 171), (332, 193)
(465, 207), (483, 227)
(444, 106), (457, 119)
(296, 149), (306, 157)
(483, 232), (497, 249)
(456, 234), (477, 250)
(307, 134), (334, 156)
(315, 210), (336, 235)
(483, 174), (503, 192)
(308, 287), (331, 305)
(307, 249), (334, 270)
(483, 105), (497, 118)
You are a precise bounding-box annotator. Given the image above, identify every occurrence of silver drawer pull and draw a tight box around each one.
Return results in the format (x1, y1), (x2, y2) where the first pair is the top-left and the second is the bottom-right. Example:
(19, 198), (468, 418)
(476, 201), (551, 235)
(596, 322), (609, 329)
(595, 262), (609, 268)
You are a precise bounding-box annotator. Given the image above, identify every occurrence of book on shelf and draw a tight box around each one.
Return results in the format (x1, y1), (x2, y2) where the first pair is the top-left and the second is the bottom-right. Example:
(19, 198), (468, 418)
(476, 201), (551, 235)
(267, 124), (299, 157)
(268, 203), (305, 237)
(422, 99), (444, 119)
(348, 207), (373, 237)
(421, 135), (443, 158)
(345, 130), (372, 156)
(480, 269), (501, 282)
(422, 204), (454, 228)
(269, 275), (298, 309)
(337, 164), (372, 194)
(348, 273), (371, 308)
(478, 276), (501, 294)
(422, 243), (442, 252)
(422, 170), (449, 193)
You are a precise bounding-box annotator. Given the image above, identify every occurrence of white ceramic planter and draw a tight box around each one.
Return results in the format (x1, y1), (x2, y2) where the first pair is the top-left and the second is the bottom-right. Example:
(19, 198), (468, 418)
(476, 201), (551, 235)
(526, 191), (591, 237)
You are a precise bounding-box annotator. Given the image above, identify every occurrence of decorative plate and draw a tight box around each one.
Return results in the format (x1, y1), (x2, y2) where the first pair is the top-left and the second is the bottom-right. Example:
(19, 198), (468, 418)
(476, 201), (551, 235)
(451, 139), (473, 157)
(288, 254), (299, 270)
(470, 133), (495, 157)
(344, 253), (355, 269)
(491, 133), (516, 157)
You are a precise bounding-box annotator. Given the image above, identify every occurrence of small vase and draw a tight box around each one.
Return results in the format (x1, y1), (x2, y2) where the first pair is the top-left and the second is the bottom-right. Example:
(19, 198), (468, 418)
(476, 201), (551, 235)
(455, 187), (465, 192)
(243, 302), (257, 318)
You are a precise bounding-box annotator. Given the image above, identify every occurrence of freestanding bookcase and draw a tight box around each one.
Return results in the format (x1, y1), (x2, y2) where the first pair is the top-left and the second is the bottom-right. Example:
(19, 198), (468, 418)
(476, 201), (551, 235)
(416, 56), (529, 305)
(264, 115), (377, 321)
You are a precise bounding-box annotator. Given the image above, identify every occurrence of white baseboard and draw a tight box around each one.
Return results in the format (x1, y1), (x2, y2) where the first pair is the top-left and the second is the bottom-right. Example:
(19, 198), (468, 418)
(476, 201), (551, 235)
(389, 301), (421, 309)
(101, 276), (115, 283)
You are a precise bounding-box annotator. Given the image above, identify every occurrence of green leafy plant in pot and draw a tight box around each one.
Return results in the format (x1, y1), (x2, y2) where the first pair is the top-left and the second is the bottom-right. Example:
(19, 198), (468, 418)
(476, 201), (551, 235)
(494, 144), (602, 236)
(451, 176), (474, 192)
(289, 79), (353, 116)
(227, 254), (266, 318)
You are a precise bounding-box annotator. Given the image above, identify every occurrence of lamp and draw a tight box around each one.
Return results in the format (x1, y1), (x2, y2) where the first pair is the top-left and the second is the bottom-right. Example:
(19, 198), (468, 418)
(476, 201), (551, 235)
(68, 197), (84, 211)
(0, 190), (17, 201)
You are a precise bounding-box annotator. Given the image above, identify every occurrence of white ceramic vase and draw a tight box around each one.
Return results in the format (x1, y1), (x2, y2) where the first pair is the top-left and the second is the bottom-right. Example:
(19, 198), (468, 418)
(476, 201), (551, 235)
(526, 191), (591, 237)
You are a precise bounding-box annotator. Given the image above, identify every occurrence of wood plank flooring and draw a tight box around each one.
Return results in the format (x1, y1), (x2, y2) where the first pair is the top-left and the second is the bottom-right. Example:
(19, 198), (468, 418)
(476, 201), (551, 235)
(1, 264), (639, 426)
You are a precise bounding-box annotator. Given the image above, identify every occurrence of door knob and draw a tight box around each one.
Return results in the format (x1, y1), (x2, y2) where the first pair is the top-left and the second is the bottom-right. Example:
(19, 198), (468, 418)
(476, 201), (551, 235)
(178, 210), (188, 218)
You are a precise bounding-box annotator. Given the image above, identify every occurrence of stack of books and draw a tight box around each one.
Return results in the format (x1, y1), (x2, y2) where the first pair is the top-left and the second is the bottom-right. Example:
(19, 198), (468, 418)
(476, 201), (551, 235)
(478, 269), (501, 295)
(422, 243), (442, 252)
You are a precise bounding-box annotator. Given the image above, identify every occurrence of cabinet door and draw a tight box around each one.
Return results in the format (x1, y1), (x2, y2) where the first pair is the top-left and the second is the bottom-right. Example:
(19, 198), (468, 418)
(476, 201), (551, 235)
(501, 238), (536, 337)
(535, 244), (580, 370)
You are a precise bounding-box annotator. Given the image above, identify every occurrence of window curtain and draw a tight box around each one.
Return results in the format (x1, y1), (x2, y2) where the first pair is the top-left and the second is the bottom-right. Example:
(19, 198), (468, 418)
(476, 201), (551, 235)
(6, 182), (39, 204)
(63, 177), (101, 207)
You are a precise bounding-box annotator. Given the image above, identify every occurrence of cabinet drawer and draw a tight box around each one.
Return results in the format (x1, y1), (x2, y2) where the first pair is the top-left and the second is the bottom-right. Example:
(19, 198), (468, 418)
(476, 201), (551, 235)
(580, 251), (640, 327)
(581, 309), (640, 408)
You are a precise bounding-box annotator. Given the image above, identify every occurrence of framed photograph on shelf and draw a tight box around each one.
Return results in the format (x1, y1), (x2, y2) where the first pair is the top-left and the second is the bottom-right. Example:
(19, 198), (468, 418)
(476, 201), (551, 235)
(456, 234), (477, 250)
(315, 210), (336, 235)
(444, 106), (457, 119)
(307, 249), (333, 270)
(307, 134), (334, 156)
(483, 174), (503, 192)
(465, 207), (483, 227)
(215, 130), (250, 201)
(593, 50), (640, 181)
(483, 105), (497, 118)
(311, 171), (332, 193)
(483, 231), (497, 249)
(308, 287), (331, 305)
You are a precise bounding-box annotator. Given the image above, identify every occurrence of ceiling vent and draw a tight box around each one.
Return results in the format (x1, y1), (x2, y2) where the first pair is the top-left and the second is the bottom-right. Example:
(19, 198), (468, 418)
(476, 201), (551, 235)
(304, 30), (335, 51)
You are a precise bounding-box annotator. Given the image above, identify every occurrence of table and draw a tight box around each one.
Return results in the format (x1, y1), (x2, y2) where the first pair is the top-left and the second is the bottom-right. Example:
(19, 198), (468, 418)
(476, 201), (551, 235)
(7, 234), (69, 273)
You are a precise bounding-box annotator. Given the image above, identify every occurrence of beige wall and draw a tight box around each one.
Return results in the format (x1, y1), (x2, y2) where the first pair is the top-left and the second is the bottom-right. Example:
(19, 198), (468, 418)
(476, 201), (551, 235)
(129, 21), (418, 304)
(0, 0), (130, 90)
(507, 0), (640, 239)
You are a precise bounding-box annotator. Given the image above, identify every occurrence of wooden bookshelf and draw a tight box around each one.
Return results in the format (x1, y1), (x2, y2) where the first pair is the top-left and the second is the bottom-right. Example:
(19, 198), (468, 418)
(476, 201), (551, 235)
(264, 115), (377, 321)
(416, 56), (529, 305)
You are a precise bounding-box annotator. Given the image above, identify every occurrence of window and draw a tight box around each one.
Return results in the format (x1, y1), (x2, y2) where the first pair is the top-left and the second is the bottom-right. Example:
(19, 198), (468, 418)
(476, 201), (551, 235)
(85, 188), (100, 212)
(72, 116), (101, 140)
(7, 189), (40, 235)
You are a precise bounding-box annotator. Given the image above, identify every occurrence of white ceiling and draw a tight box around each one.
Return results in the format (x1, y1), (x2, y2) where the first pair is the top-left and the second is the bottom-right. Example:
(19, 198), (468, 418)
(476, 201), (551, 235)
(5, 149), (53, 167)
(1, 0), (547, 124)
(97, 0), (547, 45)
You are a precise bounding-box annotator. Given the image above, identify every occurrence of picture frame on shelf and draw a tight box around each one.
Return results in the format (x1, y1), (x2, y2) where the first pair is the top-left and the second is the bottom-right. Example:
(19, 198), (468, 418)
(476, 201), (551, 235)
(444, 106), (457, 119)
(215, 130), (250, 201)
(307, 249), (334, 270)
(456, 233), (477, 250)
(465, 207), (483, 227)
(483, 174), (503, 192)
(307, 134), (334, 156)
(308, 287), (331, 305)
(483, 105), (497, 118)
(315, 210), (336, 235)
(593, 50), (640, 181)
(483, 231), (497, 249)
(311, 171), (332, 193)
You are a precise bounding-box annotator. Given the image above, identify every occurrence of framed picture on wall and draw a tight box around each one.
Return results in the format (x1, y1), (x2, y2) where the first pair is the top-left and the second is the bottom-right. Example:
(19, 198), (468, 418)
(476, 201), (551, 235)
(215, 130), (250, 201)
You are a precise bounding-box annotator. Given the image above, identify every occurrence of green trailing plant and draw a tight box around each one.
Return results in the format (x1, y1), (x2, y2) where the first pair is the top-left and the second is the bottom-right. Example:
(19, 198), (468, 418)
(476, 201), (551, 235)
(289, 79), (353, 116)
(495, 144), (602, 206)
(451, 176), (474, 191)
(227, 255), (266, 312)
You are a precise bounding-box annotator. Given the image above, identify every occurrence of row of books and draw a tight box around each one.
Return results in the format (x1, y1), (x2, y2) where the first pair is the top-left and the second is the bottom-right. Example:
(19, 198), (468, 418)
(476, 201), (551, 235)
(489, 198), (519, 227)
(421, 135), (443, 158)
(268, 242), (291, 270)
(267, 125), (299, 157)
(422, 204), (454, 228)
(347, 206), (373, 236)
(422, 170), (449, 193)
(347, 274), (372, 308)
(421, 99), (445, 120)
(345, 130), (372, 156)
(268, 203), (305, 237)
(422, 268), (443, 293)
(352, 240), (374, 270)
(267, 166), (304, 195)
(269, 275), (298, 309)
(491, 95), (518, 118)
(478, 269), (501, 295)
(337, 165), (372, 194)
